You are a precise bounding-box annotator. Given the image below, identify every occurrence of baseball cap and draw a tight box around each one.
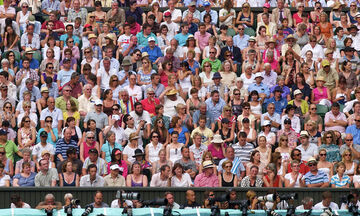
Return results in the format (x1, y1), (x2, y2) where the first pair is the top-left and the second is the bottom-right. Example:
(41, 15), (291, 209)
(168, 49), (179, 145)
(164, 11), (171, 17)
(40, 131), (48, 137)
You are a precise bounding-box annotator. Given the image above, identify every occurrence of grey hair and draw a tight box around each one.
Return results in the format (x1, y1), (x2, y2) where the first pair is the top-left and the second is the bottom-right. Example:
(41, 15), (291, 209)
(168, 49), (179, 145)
(22, 147), (32, 155)
(119, 89), (129, 94)
(45, 194), (55, 200)
(277, 75), (285, 82)
(106, 131), (115, 140)
(25, 78), (34, 85)
(1, 59), (9, 65)
(301, 197), (313, 205)
(64, 193), (73, 201)
(264, 63), (271, 68)
(83, 84), (92, 91)
(199, 102), (206, 107)
(146, 87), (155, 94)
(62, 85), (72, 91)
(85, 131), (95, 139)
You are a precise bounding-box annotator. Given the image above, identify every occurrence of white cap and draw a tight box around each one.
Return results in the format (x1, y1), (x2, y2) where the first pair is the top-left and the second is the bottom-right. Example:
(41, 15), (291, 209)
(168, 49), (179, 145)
(262, 120), (271, 126)
(255, 72), (263, 79)
(294, 89), (302, 95)
(95, 99), (103, 106)
(110, 164), (120, 170)
(148, 37), (156, 42)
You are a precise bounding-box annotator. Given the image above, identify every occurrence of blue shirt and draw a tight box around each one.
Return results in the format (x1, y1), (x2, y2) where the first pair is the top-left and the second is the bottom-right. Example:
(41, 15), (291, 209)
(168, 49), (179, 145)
(270, 85), (291, 99)
(205, 97), (226, 121)
(58, 69), (75, 87)
(136, 32), (158, 50)
(41, 0), (60, 12)
(304, 170), (329, 185)
(248, 83), (270, 97)
(141, 46), (163, 63)
(174, 33), (191, 47)
(55, 138), (78, 160)
(19, 59), (39, 70)
(200, 10), (218, 25)
(233, 34), (249, 50)
(264, 97), (288, 115)
(346, 125), (360, 145)
(59, 35), (80, 45)
(101, 141), (123, 163)
(169, 127), (189, 145)
(193, 110), (214, 127)
(13, 172), (36, 186)
(185, 60), (200, 75)
(36, 128), (59, 147)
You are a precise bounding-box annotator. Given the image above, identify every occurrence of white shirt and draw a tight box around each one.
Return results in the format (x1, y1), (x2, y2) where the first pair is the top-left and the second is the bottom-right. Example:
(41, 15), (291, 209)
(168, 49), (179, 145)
(32, 142), (55, 160)
(170, 172), (192, 187)
(261, 71), (278, 89)
(105, 125), (125, 144)
(160, 21), (179, 38)
(163, 96), (185, 118)
(78, 94), (98, 114)
(313, 201), (339, 210)
(301, 44), (324, 61)
(124, 85), (142, 101)
(11, 203), (31, 208)
(123, 144), (143, 164)
(150, 173), (168, 187)
(40, 107), (64, 129)
(96, 68), (118, 90)
(164, 9), (182, 23)
(240, 73), (255, 89)
(296, 143), (319, 161)
(281, 115), (301, 133)
(349, 33), (360, 51)
(130, 110), (151, 127)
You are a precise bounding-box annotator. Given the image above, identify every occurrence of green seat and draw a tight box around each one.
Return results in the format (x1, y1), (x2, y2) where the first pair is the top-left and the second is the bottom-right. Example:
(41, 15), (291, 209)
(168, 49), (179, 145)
(316, 104), (329, 118)
(244, 27), (255, 37)
(22, 50), (42, 63)
(226, 28), (236, 37)
(340, 104), (345, 112)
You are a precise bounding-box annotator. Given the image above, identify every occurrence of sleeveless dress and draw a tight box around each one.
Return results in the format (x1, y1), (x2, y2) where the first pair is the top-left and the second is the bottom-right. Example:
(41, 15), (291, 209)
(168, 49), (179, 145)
(318, 167), (330, 178)
(221, 173), (235, 187)
(188, 99), (200, 117)
(250, 103), (262, 115)
(103, 102), (114, 116)
(280, 152), (291, 163)
(231, 101), (243, 117)
(42, 73), (57, 82)
(131, 175), (144, 187)
(148, 143), (163, 163)
(345, 162), (355, 176)
(169, 146), (183, 164)
(61, 173), (76, 186)
(348, 11), (357, 24)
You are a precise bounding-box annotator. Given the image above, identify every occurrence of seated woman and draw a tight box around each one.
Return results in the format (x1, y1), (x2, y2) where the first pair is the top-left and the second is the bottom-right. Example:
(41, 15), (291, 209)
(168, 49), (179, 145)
(168, 117), (189, 147)
(319, 131), (341, 163)
(168, 163), (193, 187)
(80, 131), (100, 162)
(342, 149), (357, 180)
(17, 116), (36, 150)
(240, 165), (264, 187)
(36, 116), (58, 147)
(218, 160), (238, 187)
(0, 102), (16, 129)
(311, 76), (331, 107)
(62, 117), (82, 146)
(63, 100), (80, 127)
(284, 160), (305, 188)
(330, 162), (351, 188)
(263, 163), (283, 188)
(101, 131), (123, 163)
(81, 119), (104, 149)
(246, 150), (266, 179)
(207, 135), (226, 165)
(13, 162), (36, 187)
(125, 161), (148, 187)
(17, 101), (37, 128)
(59, 160), (80, 187)
(145, 131), (163, 164)
(151, 117), (170, 146)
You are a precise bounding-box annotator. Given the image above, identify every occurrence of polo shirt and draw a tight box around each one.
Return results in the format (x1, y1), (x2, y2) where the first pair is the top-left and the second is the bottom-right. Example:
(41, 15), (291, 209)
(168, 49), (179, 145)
(0, 141), (18, 162)
(194, 32), (211, 51)
(317, 68), (339, 90)
(324, 111), (347, 133)
(248, 83), (270, 97)
(141, 46), (163, 63)
(58, 69), (75, 87)
(194, 173), (219, 187)
(34, 168), (58, 186)
(201, 58), (222, 72)
(260, 112), (281, 132)
(55, 138), (78, 160)
(144, 84), (165, 99)
(174, 32), (191, 47)
(232, 142), (254, 162)
(345, 125), (360, 145)
(304, 170), (329, 186)
(84, 111), (108, 129)
(79, 174), (105, 187)
(103, 174), (126, 187)
(330, 174), (351, 188)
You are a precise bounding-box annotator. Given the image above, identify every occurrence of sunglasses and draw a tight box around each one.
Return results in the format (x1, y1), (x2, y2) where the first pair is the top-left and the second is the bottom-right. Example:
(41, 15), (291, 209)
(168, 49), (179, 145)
(24, 120), (30, 123)
(234, 93), (240, 95)
(326, 136), (332, 139)
(68, 41), (74, 43)
(4, 106), (11, 109)
(308, 163), (316, 167)
(319, 153), (327, 156)
(112, 79), (118, 82)
(311, 108), (317, 110)
(46, 120), (53, 123)
(224, 165), (231, 168)
(113, 108), (119, 111)
(84, 51), (91, 54)
(152, 136), (159, 138)
(209, 52), (215, 54)
(8, 54), (14, 57)
(355, 120), (360, 122)
(0, 152), (4, 155)
(87, 137), (95, 139)
(345, 154), (351, 156)
(294, 153), (301, 156)
(48, 67), (54, 69)
(346, 139), (353, 141)
(157, 121), (163, 123)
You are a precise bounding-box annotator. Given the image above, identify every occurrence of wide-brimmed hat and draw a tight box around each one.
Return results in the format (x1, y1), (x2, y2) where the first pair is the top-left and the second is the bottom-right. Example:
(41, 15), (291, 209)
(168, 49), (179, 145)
(316, 76), (326, 82)
(285, 34), (297, 41)
(307, 157), (317, 165)
(203, 160), (215, 169)
(88, 34), (97, 39)
(332, 2), (342, 10)
(248, 36), (256, 42)
(25, 47), (34, 54)
(294, 89), (302, 96)
(122, 59), (132, 66)
(166, 89), (178, 96)
(265, 37), (276, 44)
(300, 130), (309, 137)
(129, 133), (140, 141)
(212, 134), (224, 143)
(132, 149), (145, 157)
(41, 150), (51, 156)
(105, 33), (116, 41)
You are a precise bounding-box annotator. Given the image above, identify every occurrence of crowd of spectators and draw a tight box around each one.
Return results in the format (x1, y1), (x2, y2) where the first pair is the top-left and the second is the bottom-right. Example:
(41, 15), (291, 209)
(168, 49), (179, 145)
(0, 0), (360, 202)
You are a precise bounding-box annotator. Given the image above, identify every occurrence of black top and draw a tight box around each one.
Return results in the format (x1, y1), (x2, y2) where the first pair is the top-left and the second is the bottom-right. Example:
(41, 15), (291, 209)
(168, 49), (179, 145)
(221, 173), (235, 187)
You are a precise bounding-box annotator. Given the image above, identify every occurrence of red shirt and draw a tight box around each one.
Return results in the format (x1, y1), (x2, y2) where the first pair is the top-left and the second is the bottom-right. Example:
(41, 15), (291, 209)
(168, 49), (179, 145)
(141, 98), (160, 116)
(287, 160), (310, 175)
(130, 23), (141, 36)
(41, 20), (65, 34)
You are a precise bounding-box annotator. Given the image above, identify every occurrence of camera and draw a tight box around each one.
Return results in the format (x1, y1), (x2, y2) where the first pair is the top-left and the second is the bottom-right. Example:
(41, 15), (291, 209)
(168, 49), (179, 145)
(208, 194), (230, 206)
(116, 190), (140, 200)
(81, 204), (94, 216)
(279, 193), (297, 201)
(341, 194), (359, 216)
(70, 199), (80, 206)
(258, 194), (276, 202)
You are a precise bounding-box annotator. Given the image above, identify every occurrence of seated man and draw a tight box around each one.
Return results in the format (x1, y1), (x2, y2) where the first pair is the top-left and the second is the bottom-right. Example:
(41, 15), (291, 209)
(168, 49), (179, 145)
(180, 190), (201, 209)
(248, 73), (270, 102)
(10, 194), (31, 208)
(89, 191), (109, 208)
(207, 72), (229, 101)
(190, 115), (213, 146)
(35, 194), (62, 210)
(35, 159), (58, 187)
(150, 164), (171, 187)
(141, 37), (163, 63)
(103, 163), (126, 186)
(175, 146), (198, 179)
(194, 161), (218, 187)
(80, 164), (105, 187)
(261, 103), (281, 133)
(264, 86), (287, 115)
(324, 102), (347, 134)
(304, 157), (329, 188)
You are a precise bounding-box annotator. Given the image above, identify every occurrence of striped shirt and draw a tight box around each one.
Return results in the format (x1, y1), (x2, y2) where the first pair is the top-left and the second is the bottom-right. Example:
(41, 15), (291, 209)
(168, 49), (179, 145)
(232, 142), (254, 162)
(55, 138), (78, 160)
(304, 170), (329, 186)
(330, 174), (351, 188)
(82, 157), (108, 176)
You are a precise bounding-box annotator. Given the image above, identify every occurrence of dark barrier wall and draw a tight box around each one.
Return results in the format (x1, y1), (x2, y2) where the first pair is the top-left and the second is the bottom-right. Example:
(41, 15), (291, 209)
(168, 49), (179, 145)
(0, 187), (353, 209)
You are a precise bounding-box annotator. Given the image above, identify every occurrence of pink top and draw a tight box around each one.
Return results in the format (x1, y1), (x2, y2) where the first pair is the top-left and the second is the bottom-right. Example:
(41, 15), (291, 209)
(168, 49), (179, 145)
(194, 173), (219, 187)
(107, 161), (128, 178)
(82, 141), (96, 160)
(292, 13), (303, 25)
(313, 87), (328, 102)
(264, 59), (279, 71)
(262, 48), (281, 61)
(207, 143), (226, 159)
(217, 114), (236, 128)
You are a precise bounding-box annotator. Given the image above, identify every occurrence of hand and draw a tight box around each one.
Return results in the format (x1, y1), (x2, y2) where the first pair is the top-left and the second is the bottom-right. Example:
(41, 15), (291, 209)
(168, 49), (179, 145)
(264, 116), (270, 120)
(139, 120), (145, 127)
